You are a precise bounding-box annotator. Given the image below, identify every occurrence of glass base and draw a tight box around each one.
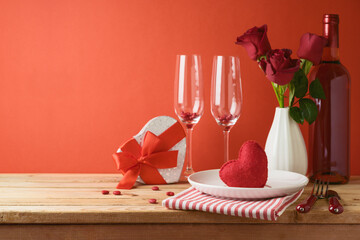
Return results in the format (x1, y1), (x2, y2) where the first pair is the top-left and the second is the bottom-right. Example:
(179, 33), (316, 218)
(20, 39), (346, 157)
(180, 168), (195, 182)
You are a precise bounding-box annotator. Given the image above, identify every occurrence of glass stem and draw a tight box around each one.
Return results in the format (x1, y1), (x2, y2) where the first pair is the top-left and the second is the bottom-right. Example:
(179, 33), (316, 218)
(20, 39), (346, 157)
(223, 129), (230, 163)
(186, 127), (193, 172)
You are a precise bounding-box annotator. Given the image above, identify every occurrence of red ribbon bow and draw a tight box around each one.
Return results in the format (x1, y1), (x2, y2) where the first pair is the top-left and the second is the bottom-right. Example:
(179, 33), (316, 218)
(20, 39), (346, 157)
(112, 121), (185, 189)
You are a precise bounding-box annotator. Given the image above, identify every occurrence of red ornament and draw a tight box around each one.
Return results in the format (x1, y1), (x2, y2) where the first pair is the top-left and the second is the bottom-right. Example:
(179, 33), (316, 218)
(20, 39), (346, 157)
(151, 186), (160, 191)
(219, 140), (268, 188)
(113, 191), (121, 195)
(166, 191), (175, 196)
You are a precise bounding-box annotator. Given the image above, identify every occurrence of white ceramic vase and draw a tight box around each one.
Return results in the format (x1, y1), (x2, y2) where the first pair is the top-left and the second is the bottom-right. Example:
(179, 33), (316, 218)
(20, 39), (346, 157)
(265, 107), (308, 175)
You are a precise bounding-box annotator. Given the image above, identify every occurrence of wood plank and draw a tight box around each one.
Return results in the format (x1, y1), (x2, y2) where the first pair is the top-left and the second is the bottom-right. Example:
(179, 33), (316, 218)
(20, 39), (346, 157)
(0, 187), (184, 199)
(1, 204), (360, 224)
(0, 185), (357, 206)
(0, 174), (359, 224)
(1, 224), (360, 240)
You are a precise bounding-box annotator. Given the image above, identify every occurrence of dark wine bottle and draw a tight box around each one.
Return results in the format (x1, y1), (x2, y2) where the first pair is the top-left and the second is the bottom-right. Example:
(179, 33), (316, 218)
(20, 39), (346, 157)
(309, 14), (350, 184)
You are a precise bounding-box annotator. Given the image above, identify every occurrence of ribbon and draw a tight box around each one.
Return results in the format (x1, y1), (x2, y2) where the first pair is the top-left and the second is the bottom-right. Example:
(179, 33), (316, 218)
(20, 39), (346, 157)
(112, 121), (185, 189)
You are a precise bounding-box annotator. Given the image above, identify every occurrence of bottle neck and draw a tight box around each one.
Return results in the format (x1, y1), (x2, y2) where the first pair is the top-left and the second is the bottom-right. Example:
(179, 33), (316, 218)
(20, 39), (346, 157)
(322, 20), (340, 62)
(322, 47), (339, 62)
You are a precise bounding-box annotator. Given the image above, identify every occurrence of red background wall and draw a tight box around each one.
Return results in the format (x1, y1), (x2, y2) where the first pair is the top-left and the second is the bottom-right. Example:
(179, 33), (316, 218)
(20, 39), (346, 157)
(0, 0), (359, 174)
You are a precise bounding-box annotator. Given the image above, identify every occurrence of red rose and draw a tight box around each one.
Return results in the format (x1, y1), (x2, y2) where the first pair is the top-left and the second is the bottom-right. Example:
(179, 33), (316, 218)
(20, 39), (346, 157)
(297, 33), (327, 65)
(236, 25), (271, 61)
(261, 49), (300, 85)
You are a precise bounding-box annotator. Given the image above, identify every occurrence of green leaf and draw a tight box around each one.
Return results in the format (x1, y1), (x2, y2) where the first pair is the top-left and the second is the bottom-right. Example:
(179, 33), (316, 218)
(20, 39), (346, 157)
(302, 59), (313, 76)
(299, 98), (318, 124)
(309, 78), (326, 99)
(289, 106), (304, 124)
(291, 70), (308, 98)
(288, 82), (295, 106)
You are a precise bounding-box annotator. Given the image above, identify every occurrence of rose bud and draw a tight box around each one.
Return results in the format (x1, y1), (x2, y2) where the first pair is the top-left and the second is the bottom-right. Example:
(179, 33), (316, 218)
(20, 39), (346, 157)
(236, 24), (272, 61)
(263, 49), (300, 85)
(297, 33), (327, 65)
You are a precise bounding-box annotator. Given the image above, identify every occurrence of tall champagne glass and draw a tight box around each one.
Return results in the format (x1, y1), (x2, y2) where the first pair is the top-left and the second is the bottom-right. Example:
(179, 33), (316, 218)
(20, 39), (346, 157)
(211, 56), (242, 163)
(174, 54), (204, 179)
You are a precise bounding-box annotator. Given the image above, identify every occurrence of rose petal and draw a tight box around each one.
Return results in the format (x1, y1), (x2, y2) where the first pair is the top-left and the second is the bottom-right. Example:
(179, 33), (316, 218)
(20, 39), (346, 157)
(297, 33), (327, 65)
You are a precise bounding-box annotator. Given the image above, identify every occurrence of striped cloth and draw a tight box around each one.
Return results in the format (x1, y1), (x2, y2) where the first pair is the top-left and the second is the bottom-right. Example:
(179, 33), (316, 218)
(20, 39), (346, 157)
(162, 187), (303, 221)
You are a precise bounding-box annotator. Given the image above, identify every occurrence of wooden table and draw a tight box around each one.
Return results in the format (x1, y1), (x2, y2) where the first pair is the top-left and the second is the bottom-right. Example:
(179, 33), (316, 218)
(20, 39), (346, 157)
(0, 174), (359, 240)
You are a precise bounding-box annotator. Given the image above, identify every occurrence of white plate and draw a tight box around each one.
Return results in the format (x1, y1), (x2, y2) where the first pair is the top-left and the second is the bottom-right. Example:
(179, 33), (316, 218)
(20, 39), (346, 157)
(188, 169), (308, 199)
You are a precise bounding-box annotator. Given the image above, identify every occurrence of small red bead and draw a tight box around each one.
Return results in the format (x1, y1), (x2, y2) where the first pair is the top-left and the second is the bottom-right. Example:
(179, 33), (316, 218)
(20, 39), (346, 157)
(113, 191), (121, 195)
(148, 199), (157, 204)
(151, 186), (160, 191)
(166, 191), (175, 196)
(101, 190), (109, 195)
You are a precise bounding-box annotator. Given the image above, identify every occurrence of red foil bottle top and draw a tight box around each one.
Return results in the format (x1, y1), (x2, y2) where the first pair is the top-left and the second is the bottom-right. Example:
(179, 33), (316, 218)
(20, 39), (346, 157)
(323, 14), (339, 48)
(323, 14), (339, 24)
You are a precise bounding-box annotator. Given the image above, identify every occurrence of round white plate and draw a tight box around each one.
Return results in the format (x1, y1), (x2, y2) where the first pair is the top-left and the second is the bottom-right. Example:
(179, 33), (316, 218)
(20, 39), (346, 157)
(188, 169), (308, 199)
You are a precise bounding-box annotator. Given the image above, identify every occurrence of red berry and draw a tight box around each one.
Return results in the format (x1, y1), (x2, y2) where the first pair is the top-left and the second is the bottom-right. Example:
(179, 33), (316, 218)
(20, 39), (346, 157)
(151, 186), (160, 191)
(113, 191), (121, 195)
(102, 190), (109, 195)
(166, 191), (175, 196)
(148, 199), (157, 204)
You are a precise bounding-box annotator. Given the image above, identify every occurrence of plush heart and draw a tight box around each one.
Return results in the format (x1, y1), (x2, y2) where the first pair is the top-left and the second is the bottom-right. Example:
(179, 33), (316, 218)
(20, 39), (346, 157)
(219, 140), (268, 188)
(115, 116), (186, 184)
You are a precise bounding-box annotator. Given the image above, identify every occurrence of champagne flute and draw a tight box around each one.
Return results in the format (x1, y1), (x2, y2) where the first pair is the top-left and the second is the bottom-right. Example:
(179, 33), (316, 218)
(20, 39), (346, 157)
(174, 54), (204, 179)
(211, 56), (242, 163)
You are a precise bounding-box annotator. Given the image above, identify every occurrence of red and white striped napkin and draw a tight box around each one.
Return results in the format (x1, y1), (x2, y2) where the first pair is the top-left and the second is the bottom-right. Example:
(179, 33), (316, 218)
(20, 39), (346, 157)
(162, 187), (303, 221)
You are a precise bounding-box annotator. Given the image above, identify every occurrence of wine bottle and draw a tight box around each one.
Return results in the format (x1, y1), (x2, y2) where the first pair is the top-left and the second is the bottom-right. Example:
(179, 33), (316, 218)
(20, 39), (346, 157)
(309, 14), (350, 184)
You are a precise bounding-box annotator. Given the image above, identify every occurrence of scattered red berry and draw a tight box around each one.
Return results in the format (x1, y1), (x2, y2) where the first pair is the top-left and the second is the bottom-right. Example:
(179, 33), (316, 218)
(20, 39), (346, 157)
(218, 114), (237, 124)
(166, 191), (175, 196)
(101, 190), (109, 195)
(180, 111), (200, 122)
(148, 199), (157, 204)
(151, 186), (160, 191)
(113, 191), (121, 195)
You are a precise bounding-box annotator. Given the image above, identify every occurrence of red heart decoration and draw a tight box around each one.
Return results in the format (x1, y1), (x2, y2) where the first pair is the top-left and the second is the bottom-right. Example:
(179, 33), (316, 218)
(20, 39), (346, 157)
(219, 140), (268, 188)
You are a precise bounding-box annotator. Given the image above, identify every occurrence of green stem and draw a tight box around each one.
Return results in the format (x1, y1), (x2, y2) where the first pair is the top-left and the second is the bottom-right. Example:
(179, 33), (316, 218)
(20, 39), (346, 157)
(271, 82), (284, 108)
(279, 94), (284, 108)
(293, 94), (310, 106)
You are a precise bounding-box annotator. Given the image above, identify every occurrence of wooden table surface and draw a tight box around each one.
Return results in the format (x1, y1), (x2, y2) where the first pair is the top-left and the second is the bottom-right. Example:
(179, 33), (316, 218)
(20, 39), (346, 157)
(0, 174), (360, 240)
